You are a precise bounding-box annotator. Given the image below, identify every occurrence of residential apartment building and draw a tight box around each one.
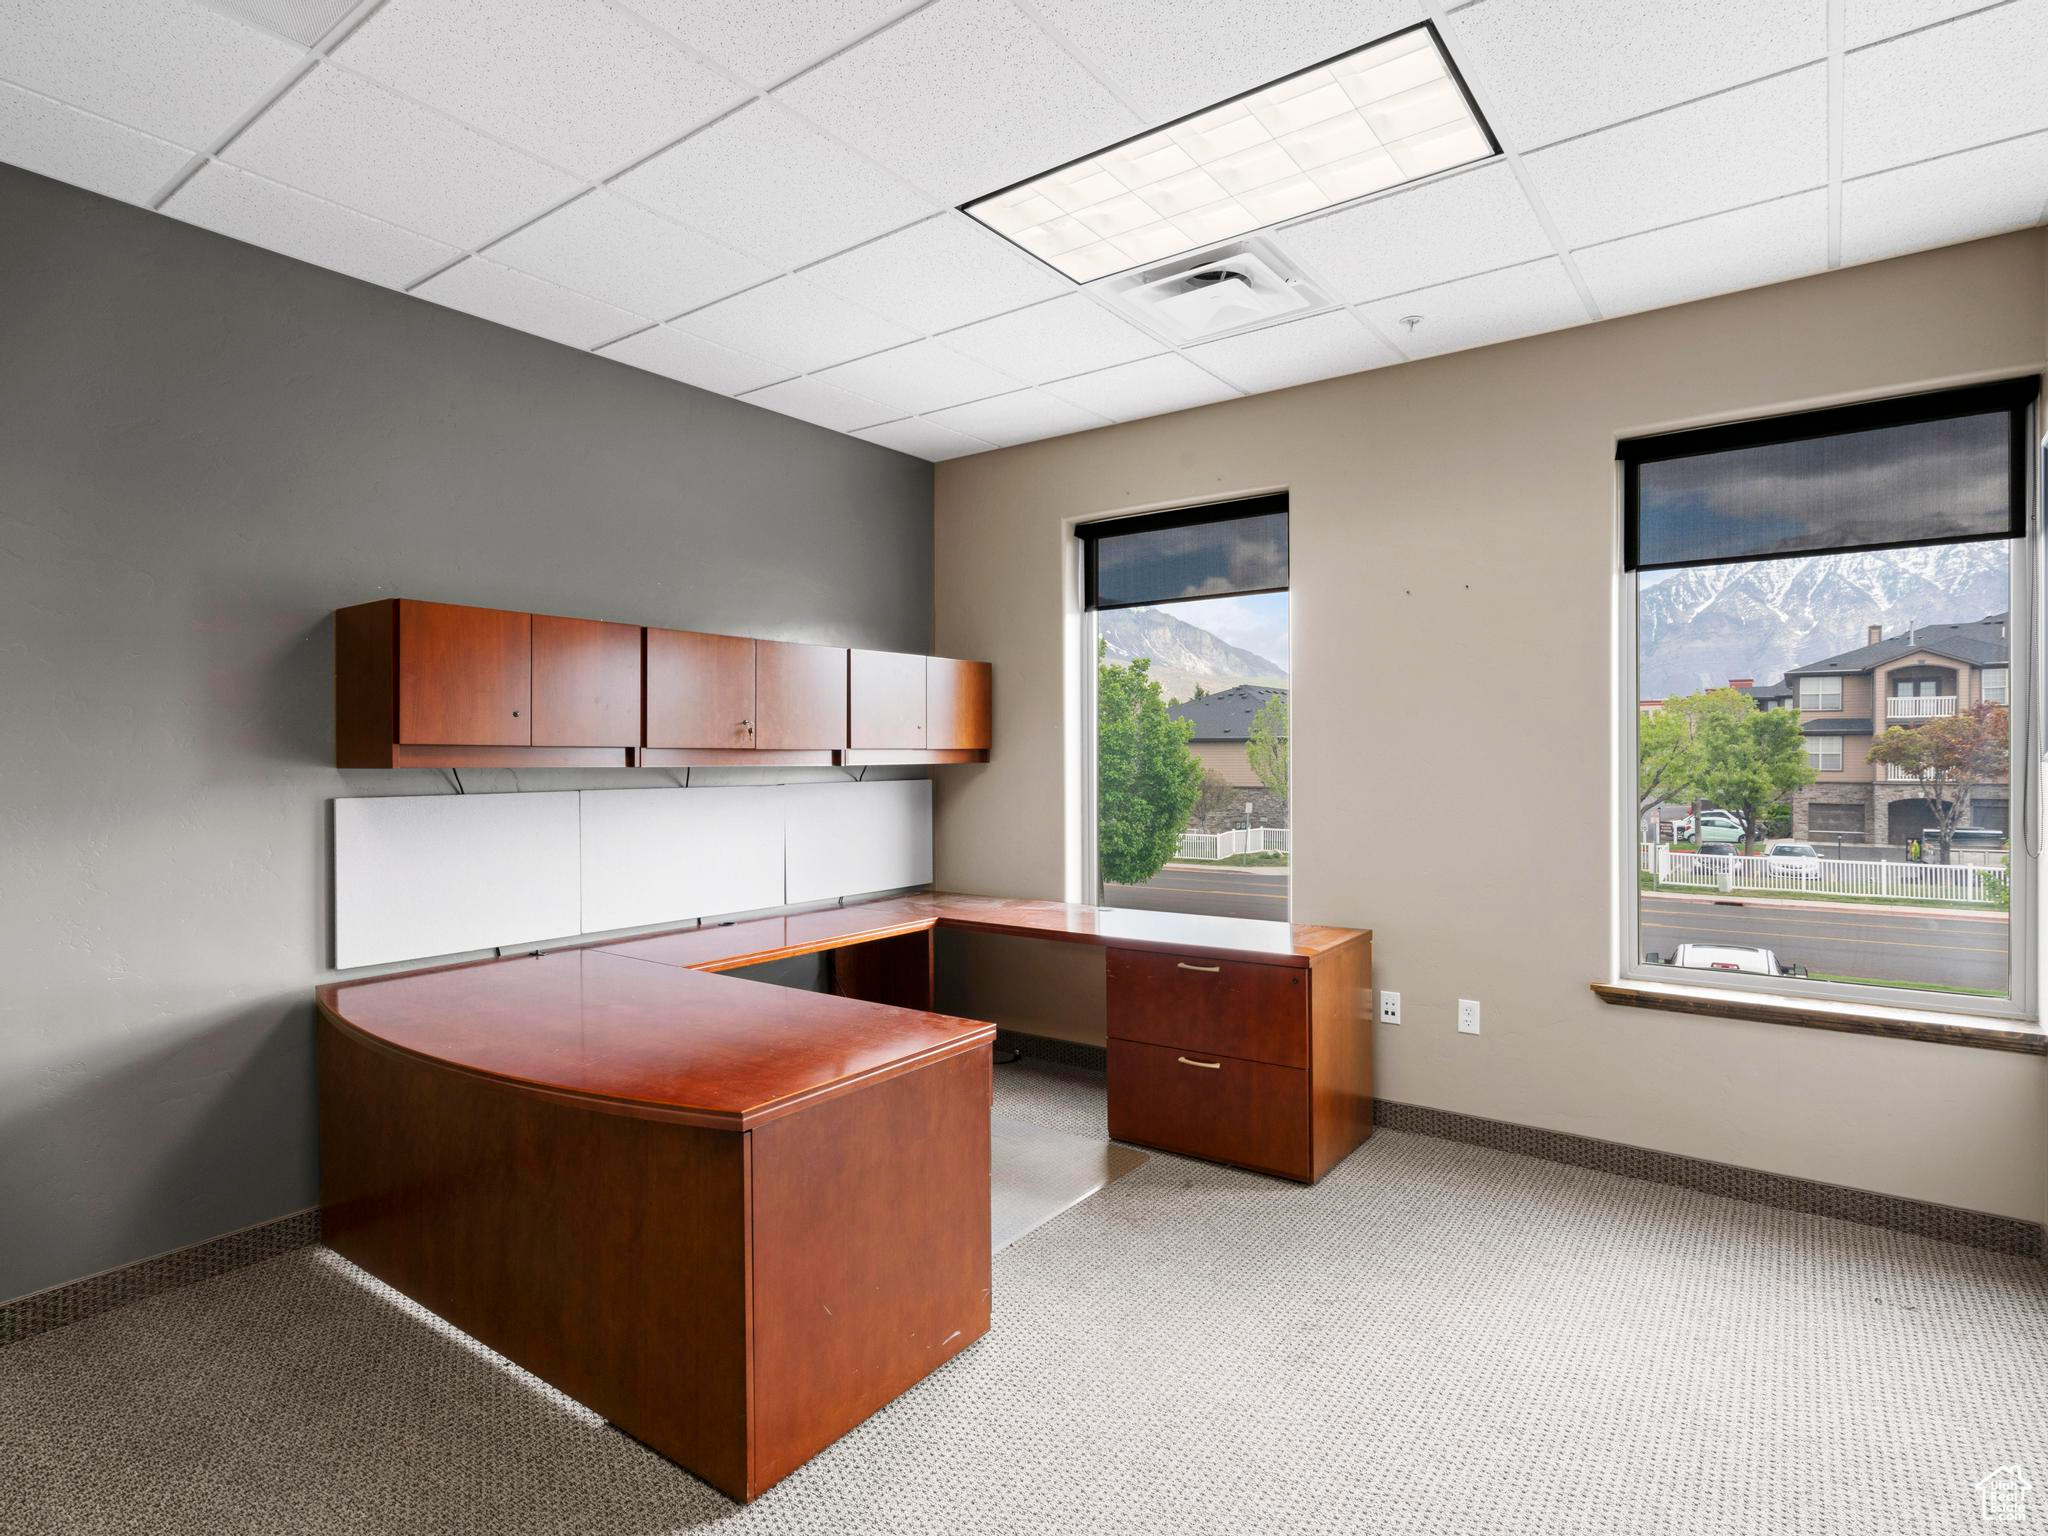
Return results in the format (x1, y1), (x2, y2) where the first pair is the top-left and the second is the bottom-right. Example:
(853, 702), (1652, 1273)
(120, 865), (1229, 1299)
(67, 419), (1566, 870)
(1778, 615), (2011, 845)
(1168, 683), (1287, 790)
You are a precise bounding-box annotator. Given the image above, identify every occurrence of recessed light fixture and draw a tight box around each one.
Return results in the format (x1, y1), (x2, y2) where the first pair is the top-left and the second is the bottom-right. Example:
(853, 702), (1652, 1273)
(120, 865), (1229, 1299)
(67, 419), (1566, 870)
(962, 23), (1495, 284)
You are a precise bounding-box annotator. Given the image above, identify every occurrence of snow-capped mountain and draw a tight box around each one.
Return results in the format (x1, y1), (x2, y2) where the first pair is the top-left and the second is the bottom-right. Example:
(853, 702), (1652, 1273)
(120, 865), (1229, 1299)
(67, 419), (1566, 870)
(1638, 543), (2009, 698)
(1098, 606), (1287, 703)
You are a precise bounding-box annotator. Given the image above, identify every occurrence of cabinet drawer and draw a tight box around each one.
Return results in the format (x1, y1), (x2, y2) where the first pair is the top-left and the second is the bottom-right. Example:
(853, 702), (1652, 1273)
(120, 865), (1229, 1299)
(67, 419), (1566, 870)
(1107, 1039), (1309, 1181)
(1106, 948), (1307, 1068)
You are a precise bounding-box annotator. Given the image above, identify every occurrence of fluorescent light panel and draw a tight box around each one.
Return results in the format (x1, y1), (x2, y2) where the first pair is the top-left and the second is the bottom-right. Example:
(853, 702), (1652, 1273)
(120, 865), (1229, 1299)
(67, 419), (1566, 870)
(963, 26), (1494, 283)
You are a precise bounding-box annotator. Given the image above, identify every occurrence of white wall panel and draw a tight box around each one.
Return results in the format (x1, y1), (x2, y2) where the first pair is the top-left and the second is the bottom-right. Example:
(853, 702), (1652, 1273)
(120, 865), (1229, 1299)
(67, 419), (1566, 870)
(578, 785), (785, 935)
(334, 791), (582, 969)
(784, 779), (933, 905)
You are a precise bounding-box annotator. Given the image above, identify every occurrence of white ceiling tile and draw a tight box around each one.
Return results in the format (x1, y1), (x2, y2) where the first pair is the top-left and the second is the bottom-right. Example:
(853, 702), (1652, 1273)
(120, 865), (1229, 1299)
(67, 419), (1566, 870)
(1029, 0), (1423, 123)
(414, 257), (644, 347)
(596, 324), (792, 394)
(222, 65), (581, 247)
(1356, 258), (1587, 358)
(1572, 191), (1828, 316)
(772, 0), (1141, 205)
(853, 417), (995, 461)
(1844, 1), (2048, 177)
(1043, 354), (1239, 423)
(0, 82), (191, 204)
(1274, 161), (1551, 302)
(1841, 131), (2048, 265)
(1183, 309), (1400, 393)
(1444, 0), (1825, 149)
(612, 101), (934, 269)
(738, 376), (897, 432)
(1523, 66), (1826, 248)
(927, 388), (1110, 447)
(670, 276), (916, 372)
(802, 213), (1071, 333)
(627, 0), (911, 87)
(331, 0), (744, 179)
(939, 293), (1163, 382)
(1845, 0), (2001, 49)
(486, 190), (771, 318)
(0, 0), (302, 148)
(162, 162), (459, 288)
(813, 339), (1019, 414)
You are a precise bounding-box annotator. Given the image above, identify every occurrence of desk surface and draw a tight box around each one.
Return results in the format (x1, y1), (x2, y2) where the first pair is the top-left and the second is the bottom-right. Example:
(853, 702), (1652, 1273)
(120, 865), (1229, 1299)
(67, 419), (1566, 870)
(317, 892), (1371, 1129)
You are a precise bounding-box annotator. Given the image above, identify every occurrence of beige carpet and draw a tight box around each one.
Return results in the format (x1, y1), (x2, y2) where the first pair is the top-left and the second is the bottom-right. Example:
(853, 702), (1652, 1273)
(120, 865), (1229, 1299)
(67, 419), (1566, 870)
(5, 1059), (2048, 1535)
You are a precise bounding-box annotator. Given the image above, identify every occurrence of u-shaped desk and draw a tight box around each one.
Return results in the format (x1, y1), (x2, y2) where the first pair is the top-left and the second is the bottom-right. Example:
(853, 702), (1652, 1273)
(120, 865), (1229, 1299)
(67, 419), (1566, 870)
(317, 892), (1371, 1501)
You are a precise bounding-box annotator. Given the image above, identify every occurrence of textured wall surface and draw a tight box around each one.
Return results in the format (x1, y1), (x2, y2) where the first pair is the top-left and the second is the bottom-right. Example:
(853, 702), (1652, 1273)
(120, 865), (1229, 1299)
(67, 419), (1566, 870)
(0, 167), (932, 1301)
(934, 229), (2048, 1224)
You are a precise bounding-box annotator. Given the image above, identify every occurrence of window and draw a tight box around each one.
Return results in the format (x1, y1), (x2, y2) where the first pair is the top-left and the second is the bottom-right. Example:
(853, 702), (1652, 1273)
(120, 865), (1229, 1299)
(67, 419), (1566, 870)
(1625, 378), (2035, 1013)
(1081, 498), (1289, 922)
(1798, 676), (1842, 711)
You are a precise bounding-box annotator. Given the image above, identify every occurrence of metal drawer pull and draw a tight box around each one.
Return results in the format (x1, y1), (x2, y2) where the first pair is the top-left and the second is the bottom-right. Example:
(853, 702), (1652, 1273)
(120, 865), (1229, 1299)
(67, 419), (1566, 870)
(1176, 962), (1221, 973)
(1178, 1056), (1222, 1070)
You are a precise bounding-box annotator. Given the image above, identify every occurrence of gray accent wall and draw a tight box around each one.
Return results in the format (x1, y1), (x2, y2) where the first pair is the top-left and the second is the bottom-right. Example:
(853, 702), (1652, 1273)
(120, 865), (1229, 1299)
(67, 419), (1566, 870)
(0, 166), (933, 1302)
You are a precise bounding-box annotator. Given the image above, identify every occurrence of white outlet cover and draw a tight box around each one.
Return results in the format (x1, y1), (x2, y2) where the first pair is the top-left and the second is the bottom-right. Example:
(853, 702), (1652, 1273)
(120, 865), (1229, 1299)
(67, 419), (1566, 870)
(1458, 999), (1482, 1034)
(1379, 990), (1401, 1024)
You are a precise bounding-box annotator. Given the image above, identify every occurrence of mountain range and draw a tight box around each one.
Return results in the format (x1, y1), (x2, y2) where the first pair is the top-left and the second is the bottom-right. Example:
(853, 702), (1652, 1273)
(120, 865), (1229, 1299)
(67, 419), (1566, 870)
(1637, 543), (2009, 698)
(1098, 606), (1288, 704)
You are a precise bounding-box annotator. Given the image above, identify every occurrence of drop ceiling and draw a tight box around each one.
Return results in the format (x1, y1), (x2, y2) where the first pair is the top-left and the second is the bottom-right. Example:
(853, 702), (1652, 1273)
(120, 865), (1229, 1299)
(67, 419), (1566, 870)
(3, 0), (2046, 462)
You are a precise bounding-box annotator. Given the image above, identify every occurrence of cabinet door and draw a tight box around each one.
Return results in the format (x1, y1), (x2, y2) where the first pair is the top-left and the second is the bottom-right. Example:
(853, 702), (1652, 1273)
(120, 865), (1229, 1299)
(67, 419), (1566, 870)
(397, 601), (530, 746)
(755, 641), (848, 750)
(926, 658), (991, 751)
(531, 614), (641, 747)
(645, 629), (756, 749)
(850, 650), (926, 749)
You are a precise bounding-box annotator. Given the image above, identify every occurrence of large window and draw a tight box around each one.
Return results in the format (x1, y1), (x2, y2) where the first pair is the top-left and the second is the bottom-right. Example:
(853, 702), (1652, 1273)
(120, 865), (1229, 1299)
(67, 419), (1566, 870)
(1081, 498), (1290, 922)
(1624, 379), (2035, 1012)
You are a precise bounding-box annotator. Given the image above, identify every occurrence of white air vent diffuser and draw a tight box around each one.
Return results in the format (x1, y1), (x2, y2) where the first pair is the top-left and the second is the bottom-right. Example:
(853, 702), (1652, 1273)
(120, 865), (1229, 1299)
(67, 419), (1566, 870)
(201, 0), (358, 46)
(1110, 243), (1324, 343)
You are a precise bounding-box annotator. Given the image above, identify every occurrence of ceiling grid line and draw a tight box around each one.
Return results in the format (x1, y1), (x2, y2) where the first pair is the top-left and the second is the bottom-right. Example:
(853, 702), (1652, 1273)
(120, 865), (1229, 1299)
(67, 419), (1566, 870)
(1825, 0), (1844, 267)
(1426, 4), (1602, 322)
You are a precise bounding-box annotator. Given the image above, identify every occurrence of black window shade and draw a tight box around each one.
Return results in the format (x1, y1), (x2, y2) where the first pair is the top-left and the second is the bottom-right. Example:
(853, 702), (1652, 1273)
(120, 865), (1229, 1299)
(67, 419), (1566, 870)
(1620, 378), (2035, 572)
(1080, 495), (1289, 610)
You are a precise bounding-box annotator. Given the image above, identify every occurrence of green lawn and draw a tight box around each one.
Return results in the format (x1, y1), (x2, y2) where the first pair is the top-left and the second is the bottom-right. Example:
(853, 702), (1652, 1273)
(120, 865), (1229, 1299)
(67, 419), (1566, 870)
(1638, 871), (2004, 913)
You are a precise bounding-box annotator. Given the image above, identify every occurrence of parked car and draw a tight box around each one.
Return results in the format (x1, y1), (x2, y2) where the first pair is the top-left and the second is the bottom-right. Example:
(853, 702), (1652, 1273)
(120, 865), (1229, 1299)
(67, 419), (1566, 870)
(1949, 827), (2008, 851)
(1763, 841), (1821, 878)
(1658, 943), (1808, 978)
(1676, 810), (1745, 845)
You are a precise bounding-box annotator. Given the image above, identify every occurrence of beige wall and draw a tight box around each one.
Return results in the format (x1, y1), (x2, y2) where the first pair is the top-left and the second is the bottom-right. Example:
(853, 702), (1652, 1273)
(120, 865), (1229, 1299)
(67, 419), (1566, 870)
(1191, 739), (1259, 788)
(934, 230), (2048, 1223)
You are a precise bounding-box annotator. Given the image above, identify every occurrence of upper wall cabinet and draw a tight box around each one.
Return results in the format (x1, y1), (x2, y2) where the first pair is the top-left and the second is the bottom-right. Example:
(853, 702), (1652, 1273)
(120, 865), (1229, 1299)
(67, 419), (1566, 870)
(337, 601), (985, 768)
(338, 599), (639, 768)
(845, 650), (991, 763)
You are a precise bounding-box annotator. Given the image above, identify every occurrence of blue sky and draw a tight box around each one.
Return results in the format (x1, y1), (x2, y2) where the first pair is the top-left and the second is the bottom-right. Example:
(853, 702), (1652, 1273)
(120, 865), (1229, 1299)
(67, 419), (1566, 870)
(1164, 591), (1291, 674)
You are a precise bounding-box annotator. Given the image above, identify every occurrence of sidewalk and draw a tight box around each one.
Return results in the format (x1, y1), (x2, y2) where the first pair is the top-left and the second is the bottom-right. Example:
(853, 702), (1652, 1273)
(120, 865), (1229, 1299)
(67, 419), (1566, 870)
(1646, 888), (2008, 923)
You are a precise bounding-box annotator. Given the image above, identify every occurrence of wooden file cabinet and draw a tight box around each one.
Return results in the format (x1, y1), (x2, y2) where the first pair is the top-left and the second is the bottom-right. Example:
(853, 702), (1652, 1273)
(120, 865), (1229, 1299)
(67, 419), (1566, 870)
(1105, 935), (1372, 1183)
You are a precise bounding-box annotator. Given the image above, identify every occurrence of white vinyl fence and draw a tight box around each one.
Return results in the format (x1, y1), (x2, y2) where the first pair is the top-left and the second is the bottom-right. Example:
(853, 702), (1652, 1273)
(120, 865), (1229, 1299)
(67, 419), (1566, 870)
(1641, 844), (2001, 903)
(1179, 826), (1291, 860)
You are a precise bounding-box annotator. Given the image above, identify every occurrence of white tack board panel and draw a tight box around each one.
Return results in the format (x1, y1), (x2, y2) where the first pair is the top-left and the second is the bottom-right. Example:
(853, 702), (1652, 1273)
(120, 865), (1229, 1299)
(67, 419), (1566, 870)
(784, 779), (933, 906)
(579, 785), (786, 935)
(334, 791), (582, 969)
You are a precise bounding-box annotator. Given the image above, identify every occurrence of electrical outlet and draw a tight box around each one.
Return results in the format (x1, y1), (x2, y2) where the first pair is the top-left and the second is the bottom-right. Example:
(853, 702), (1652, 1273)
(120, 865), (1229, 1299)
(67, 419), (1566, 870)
(1379, 990), (1401, 1024)
(1457, 999), (1482, 1035)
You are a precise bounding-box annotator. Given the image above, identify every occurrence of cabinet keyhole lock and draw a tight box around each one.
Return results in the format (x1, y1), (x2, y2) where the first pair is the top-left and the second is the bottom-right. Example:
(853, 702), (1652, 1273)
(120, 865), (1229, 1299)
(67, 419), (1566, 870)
(512, 710), (520, 717)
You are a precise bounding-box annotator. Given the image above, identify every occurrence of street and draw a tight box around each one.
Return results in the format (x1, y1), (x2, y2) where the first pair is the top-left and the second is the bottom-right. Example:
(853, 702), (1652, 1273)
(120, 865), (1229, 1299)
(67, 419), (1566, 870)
(1102, 873), (2009, 994)
(1641, 895), (2008, 992)
(1104, 864), (1290, 920)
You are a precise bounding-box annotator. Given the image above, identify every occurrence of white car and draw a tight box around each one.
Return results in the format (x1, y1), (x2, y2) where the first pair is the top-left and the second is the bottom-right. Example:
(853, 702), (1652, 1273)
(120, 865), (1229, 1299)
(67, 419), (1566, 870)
(1675, 810), (1745, 845)
(1663, 943), (1806, 978)
(1763, 842), (1822, 878)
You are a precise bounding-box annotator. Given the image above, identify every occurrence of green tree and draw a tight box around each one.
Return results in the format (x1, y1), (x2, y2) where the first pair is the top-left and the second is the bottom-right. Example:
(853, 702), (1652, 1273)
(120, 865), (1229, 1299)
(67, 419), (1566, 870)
(1866, 702), (2009, 864)
(1637, 689), (1754, 818)
(1246, 692), (1289, 803)
(1097, 644), (1203, 886)
(1689, 690), (1815, 853)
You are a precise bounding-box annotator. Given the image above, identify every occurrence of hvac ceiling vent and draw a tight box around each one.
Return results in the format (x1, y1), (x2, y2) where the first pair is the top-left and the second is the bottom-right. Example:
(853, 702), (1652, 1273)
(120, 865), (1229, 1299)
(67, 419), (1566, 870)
(201, 0), (359, 46)
(1108, 241), (1325, 344)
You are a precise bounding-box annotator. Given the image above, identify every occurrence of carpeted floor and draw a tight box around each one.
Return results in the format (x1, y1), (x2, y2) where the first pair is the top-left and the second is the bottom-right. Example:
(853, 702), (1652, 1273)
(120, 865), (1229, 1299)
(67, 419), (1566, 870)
(5, 1059), (2048, 1535)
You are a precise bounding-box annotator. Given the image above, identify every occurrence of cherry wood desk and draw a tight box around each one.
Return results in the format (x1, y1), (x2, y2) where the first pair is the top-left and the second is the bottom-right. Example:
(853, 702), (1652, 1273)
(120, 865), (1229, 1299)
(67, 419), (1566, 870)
(317, 892), (1370, 1501)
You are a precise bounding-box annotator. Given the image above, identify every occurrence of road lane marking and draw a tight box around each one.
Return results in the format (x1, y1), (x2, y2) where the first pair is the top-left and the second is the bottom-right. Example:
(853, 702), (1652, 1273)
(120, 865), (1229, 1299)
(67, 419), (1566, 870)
(1641, 920), (2008, 956)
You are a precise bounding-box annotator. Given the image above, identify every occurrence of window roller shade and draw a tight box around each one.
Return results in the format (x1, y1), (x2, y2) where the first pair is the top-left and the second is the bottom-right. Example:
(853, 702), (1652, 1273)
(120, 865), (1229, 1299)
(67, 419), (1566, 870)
(1081, 495), (1289, 610)
(1621, 378), (2034, 572)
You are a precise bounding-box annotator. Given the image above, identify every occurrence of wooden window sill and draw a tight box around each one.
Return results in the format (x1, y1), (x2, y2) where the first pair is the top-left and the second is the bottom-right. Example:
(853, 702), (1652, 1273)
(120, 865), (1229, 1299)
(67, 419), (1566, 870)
(1591, 980), (2045, 1054)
